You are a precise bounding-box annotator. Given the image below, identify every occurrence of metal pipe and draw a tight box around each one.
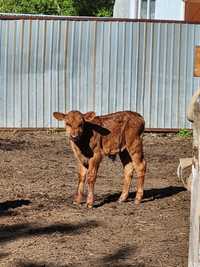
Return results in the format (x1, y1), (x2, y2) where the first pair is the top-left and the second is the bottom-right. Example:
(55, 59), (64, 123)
(130, 0), (139, 19)
(0, 128), (190, 133)
(138, 0), (142, 18)
(0, 14), (199, 24)
(147, 0), (151, 19)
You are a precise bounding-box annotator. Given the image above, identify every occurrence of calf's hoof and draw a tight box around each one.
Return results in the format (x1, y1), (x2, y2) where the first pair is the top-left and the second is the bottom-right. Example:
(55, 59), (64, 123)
(86, 203), (93, 209)
(118, 194), (128, 203)
(134, 198), (142, 205)
(135, 191), (143, 205)
(86, 196), (94, 209)
(73, 194), (84, 205)
(73, 200), (82, 206)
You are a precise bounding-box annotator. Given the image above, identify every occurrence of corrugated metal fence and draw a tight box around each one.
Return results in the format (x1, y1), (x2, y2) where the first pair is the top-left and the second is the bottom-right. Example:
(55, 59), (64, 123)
(0, 15), (200, 128)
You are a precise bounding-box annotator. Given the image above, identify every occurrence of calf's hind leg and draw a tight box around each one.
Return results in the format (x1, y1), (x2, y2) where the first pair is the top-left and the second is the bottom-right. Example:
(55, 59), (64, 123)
(128, 139), (146, 204)
(118, 150), (134, 203)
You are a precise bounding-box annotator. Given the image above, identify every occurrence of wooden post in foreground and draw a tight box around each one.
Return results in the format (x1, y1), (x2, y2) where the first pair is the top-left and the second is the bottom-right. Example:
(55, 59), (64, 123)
(187, 89), (200, 267)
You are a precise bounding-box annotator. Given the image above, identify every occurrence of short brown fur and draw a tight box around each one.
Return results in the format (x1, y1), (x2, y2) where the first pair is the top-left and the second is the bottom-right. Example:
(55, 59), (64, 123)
(53, 110), (146, 208)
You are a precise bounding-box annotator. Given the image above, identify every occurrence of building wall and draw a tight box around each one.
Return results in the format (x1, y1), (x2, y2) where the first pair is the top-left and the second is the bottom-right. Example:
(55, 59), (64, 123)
(155, 0), (185, 20)
(0, 15), (199, 129)
(113, 0), (185, 20)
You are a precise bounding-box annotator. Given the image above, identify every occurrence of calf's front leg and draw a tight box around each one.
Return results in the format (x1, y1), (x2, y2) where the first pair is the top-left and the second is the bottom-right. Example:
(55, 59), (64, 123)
(86, 153), (102, 208)
(73, 163), (87, 205)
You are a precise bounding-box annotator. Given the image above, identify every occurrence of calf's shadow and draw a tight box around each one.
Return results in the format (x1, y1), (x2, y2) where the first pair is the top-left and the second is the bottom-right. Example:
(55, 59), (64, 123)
(94, 186), (186, 208)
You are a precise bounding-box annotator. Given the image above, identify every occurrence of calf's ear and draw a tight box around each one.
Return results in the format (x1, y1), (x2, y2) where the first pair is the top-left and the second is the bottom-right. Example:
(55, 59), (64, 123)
(53, 112), (66, 121)
(84, 111), (96, 121)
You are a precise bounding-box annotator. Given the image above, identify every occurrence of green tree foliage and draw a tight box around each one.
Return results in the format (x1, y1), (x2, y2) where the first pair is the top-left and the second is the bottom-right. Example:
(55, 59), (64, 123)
(0, 0), (76, 15)
(0, 0), (114, 16)
(73, 0), (114, 16)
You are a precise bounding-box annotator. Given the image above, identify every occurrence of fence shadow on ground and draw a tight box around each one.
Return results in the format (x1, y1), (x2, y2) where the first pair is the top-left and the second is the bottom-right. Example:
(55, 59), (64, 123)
(98, 246), (145, 267)
(94, 186), (186, 208)
(0, 199), (31, 217)
(0, 139), (27, 151)
(17, 262), (74, 267)
(17, 245), (145, 267)
(0, 220), (100, 245)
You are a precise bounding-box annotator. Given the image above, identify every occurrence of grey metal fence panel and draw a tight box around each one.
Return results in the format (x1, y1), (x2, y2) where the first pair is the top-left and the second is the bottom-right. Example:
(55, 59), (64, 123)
(0, 16), (200, 128)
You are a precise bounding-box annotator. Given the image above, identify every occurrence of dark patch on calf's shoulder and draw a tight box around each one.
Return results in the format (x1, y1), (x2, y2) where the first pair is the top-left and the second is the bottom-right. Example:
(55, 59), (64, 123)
(85, 122), (110, 136)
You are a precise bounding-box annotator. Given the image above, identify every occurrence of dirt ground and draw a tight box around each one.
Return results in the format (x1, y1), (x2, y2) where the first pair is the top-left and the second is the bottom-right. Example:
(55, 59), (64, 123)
(0, 130), (192, 267)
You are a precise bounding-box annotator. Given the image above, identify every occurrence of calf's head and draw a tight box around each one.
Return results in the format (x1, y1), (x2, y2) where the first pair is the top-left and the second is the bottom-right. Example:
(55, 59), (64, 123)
(53, 111), (96, 142)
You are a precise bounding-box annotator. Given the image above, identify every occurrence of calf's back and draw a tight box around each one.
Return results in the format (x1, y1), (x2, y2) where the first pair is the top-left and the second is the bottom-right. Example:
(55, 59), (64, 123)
(91, 111), (145, 156)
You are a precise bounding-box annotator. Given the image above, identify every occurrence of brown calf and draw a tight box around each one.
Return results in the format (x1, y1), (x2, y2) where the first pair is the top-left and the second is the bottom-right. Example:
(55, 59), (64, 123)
(53, 110), (146, 208)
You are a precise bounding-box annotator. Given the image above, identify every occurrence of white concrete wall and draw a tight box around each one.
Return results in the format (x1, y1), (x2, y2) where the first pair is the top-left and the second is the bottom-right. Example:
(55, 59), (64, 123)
(155, 0), (185, 20)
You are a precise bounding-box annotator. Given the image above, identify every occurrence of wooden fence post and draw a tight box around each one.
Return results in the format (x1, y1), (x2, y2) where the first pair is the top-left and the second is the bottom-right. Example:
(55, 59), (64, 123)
(188, 89), (200, 267)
